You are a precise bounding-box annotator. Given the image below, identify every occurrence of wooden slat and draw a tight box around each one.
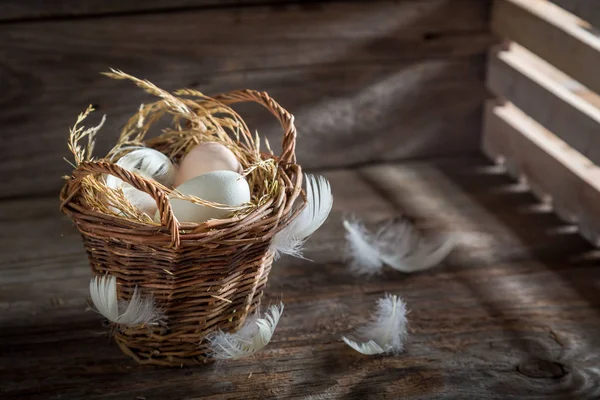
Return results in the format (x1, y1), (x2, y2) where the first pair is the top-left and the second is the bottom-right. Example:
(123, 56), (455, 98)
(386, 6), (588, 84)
(492, 0), (600, 95)
(483, 101), (600, 246)
(0, 0), (493, 199)
(487, 43), (600, 165)
(0, 0), (293, 22)
(549, 0), (600, 29)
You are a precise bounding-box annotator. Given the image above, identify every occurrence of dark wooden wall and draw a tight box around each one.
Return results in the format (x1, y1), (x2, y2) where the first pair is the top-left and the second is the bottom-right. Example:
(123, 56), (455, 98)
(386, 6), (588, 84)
(0, 0), (493, 199)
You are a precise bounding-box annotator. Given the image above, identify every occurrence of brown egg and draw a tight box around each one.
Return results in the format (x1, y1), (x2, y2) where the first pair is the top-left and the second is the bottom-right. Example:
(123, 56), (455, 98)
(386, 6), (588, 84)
(174, 142), (242, 187)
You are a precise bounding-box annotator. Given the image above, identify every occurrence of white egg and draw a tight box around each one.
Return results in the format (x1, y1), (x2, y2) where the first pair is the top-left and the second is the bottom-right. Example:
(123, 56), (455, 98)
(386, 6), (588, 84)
(106, 148), (177, 188)
(174, 142), (242, 187)
(105, 148), (177, 217)
(121, 185), (157, 217)
(158, 170), (251, 224)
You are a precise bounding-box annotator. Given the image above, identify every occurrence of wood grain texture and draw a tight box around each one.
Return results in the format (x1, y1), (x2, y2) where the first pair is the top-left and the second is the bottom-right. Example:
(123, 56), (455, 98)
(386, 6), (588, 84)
(2, 159), (600, 399)
(483, 101), (600, 247)
(0, 0), (291, 21)
(0, 0), (377, 22)
(492, 0), (600, 95)
(549, 0), (600, 29)
(487, 43), (600, 165)
(0, 0), (493, 199)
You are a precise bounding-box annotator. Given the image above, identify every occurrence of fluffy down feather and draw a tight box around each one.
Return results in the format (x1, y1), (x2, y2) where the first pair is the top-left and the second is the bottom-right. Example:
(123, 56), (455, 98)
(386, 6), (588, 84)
(343, 217), (454, 275)
(271, 174), (333, 259)
(208, 303), (284, 360)
(342, 294), (408, 355)
(89, 275), (163, 327)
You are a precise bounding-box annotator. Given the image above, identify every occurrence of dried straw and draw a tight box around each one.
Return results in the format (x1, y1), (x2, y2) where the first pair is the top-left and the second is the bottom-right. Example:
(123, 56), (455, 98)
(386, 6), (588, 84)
(67, 71), (281, 220)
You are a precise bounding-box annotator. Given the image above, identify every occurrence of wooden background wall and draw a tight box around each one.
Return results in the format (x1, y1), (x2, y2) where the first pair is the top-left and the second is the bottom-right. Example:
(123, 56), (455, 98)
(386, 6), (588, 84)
(0, 0), (493, 199)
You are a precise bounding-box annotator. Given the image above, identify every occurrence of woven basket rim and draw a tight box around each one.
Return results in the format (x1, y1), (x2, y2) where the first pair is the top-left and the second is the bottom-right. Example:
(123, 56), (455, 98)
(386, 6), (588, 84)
(60, 88), (305, 249)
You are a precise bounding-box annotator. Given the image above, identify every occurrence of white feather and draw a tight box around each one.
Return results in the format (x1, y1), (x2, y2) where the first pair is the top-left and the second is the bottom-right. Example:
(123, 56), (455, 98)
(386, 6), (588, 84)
(342, 339), (385, 355)
(343, 218), (454, 275)
(208, 303), (284, 360)
(89, 275), (163, 327)
(89, 274), (118, 321)
(343, 220), (383, 274)
(271, 174), (333, 259)
(342, 294), (408, 355)
(105, 148), (177, 216)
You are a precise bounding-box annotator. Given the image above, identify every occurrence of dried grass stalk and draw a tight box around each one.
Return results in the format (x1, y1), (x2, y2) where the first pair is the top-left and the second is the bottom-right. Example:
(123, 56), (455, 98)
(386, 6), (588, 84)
(65, 74), (284, 223)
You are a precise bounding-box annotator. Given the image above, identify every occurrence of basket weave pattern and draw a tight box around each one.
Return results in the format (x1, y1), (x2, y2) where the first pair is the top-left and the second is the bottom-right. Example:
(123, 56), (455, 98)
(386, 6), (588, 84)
(60, 90), (302, 366)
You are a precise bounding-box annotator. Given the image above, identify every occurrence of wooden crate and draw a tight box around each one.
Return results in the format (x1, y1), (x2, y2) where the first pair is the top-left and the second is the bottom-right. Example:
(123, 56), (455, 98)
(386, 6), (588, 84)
(483, 0), (600, 247)
(5, 1), (600, 398)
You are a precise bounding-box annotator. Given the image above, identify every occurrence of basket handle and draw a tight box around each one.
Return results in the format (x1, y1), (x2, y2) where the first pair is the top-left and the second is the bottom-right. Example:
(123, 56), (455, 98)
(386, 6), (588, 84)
(62, 160), (181, 248)
(212, 89), (297, 165)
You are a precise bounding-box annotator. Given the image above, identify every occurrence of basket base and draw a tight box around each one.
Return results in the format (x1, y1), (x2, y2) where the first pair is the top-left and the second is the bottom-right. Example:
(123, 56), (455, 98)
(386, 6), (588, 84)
(110, 255), (273, 367)
(114, 336), (212, 367)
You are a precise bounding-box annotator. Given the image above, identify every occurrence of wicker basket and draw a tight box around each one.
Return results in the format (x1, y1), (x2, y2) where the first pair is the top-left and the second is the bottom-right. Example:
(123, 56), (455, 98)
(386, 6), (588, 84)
(60, 89), (303, 366)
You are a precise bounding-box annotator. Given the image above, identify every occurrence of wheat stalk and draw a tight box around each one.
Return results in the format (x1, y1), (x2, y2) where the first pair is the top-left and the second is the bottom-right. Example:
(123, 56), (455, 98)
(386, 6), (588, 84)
(67, 105), (106, 166)
(66, 71), (281, 225)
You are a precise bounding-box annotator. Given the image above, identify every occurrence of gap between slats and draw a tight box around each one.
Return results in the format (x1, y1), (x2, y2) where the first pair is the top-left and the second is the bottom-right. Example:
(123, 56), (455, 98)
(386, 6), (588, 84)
(483, 101), (600, 247)
(492, 0), (600, 95)
(487, 42), (600, 165)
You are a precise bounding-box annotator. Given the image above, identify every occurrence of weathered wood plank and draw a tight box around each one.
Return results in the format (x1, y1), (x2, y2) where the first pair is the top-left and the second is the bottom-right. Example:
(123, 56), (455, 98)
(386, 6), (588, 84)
(0, 0), (489, 23)
(487, 43), (600, 165)
(492, 0), (600, 95)
(0, 0), (492, 199)
(2, 58), (488, 199)
(483, 101), (600, 247)
(0, 0), (294, 21)
(574, 86), (600, 110)
(2, 159), (600, 399)
(549, 0), (600, 29)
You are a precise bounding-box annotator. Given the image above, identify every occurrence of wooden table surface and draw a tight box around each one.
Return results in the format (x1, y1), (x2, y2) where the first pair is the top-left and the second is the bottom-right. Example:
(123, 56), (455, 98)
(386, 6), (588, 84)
(1, 156), (599, 399)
